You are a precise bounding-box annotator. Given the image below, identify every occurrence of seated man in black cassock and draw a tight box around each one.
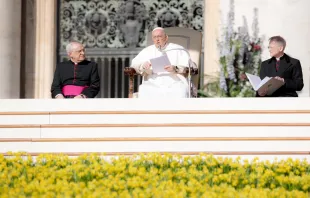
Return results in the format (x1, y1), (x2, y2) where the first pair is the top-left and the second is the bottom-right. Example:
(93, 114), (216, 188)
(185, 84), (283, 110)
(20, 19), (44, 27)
(51, 41), (100, 99)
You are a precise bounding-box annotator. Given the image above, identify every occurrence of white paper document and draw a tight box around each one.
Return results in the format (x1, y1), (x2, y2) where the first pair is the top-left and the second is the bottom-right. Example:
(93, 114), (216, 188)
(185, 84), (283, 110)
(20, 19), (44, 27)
(245, 73), (285, 95)
(149, 54), (171, 73)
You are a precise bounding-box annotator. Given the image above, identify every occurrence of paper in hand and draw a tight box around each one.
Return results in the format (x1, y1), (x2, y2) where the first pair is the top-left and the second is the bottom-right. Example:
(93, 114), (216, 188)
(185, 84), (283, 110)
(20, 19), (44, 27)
(149, 54), (171, 73)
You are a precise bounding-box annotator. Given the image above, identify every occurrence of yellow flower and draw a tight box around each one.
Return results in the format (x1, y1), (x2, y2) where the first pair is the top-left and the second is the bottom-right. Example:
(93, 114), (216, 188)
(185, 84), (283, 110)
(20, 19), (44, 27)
(0, 152), (309, 197)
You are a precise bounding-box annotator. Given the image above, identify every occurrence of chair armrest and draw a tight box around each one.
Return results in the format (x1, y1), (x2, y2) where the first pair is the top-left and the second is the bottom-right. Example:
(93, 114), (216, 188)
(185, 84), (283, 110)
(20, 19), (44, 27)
(124, 67), (197, 75)
(124, 67), (138, 98)
(124, 67), (137, 76)
(185, 67), (199, 75)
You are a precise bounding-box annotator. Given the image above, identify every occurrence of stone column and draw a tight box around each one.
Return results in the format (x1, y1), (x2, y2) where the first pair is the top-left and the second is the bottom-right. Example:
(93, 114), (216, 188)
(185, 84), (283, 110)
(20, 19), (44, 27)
(203, 0), (220, 82)
(34, 0), (57, 98)
(0, 0), (21, 98)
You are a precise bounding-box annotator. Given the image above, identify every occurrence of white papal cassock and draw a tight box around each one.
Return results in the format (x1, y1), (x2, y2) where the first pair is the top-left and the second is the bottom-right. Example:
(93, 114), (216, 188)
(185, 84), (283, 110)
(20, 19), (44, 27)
(131, 43), (192, 98)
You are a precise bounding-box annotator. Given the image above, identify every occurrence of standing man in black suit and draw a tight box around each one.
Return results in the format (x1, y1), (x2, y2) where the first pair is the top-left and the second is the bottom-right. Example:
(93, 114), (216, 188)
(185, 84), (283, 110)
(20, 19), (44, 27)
(257, 36), (304, 97)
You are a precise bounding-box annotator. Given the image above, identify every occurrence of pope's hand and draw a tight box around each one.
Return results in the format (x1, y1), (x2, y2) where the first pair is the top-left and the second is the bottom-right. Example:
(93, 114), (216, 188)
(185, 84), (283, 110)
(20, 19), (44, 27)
(142, 62), (151, 70)
(164, 65), (175, 72)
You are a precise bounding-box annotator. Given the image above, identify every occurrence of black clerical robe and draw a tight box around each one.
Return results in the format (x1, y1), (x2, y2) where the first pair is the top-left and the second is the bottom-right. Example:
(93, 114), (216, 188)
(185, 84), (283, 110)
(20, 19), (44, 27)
(51, 60), (100, 98)
(256, 53), (303, 97)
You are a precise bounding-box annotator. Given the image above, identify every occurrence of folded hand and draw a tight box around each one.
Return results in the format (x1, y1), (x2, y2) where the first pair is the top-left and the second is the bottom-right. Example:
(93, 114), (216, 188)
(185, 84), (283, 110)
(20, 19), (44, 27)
(142, 62), (151, 70)
(74, 95), (83, 99)
(275, 76), (284, 83)
(258, 87), (268, 96)
(55, 94), (64, 99)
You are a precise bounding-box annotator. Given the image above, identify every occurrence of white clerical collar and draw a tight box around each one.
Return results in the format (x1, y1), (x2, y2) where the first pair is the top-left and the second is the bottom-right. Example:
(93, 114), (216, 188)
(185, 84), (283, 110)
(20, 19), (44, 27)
(275, 54), (284, 61)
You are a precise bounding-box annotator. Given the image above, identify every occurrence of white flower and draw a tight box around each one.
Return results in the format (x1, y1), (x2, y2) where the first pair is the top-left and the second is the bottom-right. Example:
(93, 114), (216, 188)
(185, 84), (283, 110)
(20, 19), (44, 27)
(216, 0), (262, 97)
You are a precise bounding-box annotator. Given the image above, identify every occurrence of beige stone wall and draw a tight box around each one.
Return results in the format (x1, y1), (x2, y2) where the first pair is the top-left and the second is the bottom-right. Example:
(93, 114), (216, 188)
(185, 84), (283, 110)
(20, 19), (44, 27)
(0, 0), (21, 98)
(0, 0), (38, 99)
(203, 0), (220, 82)
(34, 0), (57, 98)
(19, 0), (57, 99)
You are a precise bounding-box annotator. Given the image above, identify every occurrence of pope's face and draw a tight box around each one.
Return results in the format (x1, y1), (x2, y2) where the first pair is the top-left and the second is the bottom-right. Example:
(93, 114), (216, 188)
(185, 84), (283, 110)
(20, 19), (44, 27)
(152, 29), (168, 49)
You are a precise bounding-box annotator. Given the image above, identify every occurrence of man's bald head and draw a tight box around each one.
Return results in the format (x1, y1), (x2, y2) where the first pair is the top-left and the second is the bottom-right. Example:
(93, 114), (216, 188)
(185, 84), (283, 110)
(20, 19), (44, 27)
(152, 27), (166, 34)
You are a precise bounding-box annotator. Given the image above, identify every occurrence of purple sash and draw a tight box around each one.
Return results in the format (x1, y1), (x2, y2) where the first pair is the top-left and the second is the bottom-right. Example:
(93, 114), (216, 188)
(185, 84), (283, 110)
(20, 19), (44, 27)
(62, 85), (88, 96)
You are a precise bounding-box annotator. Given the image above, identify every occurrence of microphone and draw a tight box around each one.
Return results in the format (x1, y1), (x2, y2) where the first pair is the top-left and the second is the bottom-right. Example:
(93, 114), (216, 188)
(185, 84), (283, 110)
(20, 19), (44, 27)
(156, 42), (169, 52)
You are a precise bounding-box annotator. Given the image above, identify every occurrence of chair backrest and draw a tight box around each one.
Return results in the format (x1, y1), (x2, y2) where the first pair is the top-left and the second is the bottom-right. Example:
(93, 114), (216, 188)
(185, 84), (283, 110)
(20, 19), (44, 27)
(146, 27), (203, 88)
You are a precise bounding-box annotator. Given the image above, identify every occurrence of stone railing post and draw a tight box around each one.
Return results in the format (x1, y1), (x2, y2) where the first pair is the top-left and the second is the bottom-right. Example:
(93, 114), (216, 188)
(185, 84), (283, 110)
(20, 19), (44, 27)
(34, 0), (57, 98)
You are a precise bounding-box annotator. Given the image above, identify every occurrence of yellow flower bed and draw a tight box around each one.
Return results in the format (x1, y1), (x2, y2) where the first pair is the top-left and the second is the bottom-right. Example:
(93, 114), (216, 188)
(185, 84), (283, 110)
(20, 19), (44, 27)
(0, 153), (309, 197)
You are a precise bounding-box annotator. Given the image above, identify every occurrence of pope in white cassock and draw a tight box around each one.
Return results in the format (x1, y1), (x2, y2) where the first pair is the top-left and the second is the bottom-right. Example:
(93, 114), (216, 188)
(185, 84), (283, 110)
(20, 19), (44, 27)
(130, 27), (195, 98)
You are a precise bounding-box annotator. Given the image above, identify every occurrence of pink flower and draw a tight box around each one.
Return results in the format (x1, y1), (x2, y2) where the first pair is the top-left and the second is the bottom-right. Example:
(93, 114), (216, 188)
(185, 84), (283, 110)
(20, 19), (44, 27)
(253, 45), (261, 51)
(250, 43), (261, 52)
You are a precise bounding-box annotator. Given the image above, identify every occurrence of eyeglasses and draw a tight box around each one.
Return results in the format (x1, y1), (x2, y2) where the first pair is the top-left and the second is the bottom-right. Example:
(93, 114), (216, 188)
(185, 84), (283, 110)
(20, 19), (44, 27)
(152, 35), (166, 40)
(72, 49), (85, 53)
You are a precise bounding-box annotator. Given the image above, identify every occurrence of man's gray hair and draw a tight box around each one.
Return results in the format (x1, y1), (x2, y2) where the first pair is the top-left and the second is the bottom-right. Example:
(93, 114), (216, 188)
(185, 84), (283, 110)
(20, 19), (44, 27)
(269, 36), (286, 49)
(66, 41), (82, 53)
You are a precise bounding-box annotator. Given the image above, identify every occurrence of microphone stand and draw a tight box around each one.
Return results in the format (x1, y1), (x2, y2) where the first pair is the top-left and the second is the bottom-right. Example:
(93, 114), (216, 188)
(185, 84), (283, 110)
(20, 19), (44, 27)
(161, 47), (194, 98)
(187, 58), (192, 98)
